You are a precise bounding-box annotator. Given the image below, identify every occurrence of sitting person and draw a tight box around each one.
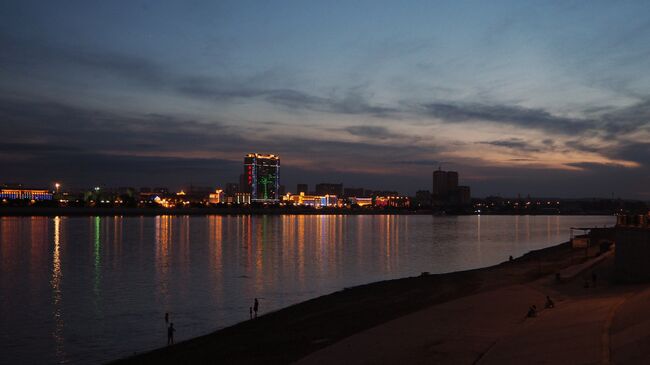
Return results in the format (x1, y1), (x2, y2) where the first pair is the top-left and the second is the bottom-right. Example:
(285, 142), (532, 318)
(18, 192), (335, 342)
(527, 305), (538, 318)
(545, 295), (555, 309)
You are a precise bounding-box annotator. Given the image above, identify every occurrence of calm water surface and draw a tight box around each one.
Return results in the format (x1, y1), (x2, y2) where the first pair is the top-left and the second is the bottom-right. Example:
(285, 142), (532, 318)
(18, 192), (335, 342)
(0, 214), (613, 364)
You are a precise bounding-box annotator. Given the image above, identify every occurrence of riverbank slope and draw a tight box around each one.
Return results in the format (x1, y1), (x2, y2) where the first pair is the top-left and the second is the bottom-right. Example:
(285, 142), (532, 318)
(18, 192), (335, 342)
(113, 241), (587, 364)
(298, 245), (650, 364)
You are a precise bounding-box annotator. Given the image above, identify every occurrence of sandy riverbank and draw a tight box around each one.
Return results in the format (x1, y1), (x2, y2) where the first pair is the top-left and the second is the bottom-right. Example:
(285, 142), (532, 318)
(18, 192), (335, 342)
(112, 240), (602, 364)
(298, 245), (650, 364)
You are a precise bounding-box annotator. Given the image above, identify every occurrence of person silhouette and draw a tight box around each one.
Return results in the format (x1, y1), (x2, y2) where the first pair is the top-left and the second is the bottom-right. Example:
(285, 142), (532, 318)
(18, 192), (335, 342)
(254, 298), (259, 318)
(167, 323), (175, 345)
(165, 312), (169, 324)
(545, 296), (555, 309)
(249, 306), (253, 320)
(527, 305), (537, 318)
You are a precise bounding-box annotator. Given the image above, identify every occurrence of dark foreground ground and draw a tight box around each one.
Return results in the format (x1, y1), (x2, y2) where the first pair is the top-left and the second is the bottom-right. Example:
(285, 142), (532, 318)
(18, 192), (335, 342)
(112, 241), (585, 365)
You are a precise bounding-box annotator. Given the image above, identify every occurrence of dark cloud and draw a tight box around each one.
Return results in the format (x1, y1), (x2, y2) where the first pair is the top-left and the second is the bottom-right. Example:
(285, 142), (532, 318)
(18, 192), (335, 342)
(394, 159), (444, 166)
(0, 100), (238, 188)
(315, 91), (396, 116)
(0, 31), (168, 88)
(1, 95), (647, 197)
(70, 50), (168, 87)
(5, 30), (646, 140)
(344, 125), (398, 139)
(419, 102), (592, 134)
(0, 142), (80, 153)
(610, 142), (650, 166)
(562, 140), (650, 168)
(478, 138), (542, 152)
(2, 31), (397, 117)
(260, 88), (397, 116)
(0, 97), (439, 191)
(175, 77), (266, 100)
(465, 162), (649, 199)
(600, 99), (650, 134)
(178, 81), (397, 116)
(0, 97), (252, 167)
(563, 140), (602, 154)
(1, 32), (649, 197)
(566, 162), (622, 169)
(417, 100), (650, 156)
(2, 151), (240, 189)
(270, 137), (438, 163)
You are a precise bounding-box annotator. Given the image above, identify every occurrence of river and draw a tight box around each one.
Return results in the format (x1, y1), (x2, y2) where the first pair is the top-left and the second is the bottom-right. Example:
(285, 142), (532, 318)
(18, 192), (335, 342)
(0, 214), (613, 364)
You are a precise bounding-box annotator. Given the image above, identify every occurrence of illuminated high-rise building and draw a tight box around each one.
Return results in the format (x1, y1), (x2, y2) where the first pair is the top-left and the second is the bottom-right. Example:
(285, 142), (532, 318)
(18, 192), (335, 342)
(244, 153), (280, 202)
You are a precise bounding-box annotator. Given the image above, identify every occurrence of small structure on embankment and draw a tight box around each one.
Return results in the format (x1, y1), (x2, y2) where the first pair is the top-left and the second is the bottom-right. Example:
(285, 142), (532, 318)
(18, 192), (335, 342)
(570, 226), (615, 251)
(615, 213), (650, 282)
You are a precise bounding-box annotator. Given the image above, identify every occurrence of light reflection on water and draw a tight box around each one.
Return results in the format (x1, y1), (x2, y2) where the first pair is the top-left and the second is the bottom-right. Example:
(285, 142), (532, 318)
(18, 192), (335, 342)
(0, 214), (613, 364)
(51, 217), (65, 362)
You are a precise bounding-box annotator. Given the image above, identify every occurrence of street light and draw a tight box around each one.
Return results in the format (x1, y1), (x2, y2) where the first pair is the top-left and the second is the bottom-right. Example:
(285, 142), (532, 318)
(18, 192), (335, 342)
(55, 183), (61, 194)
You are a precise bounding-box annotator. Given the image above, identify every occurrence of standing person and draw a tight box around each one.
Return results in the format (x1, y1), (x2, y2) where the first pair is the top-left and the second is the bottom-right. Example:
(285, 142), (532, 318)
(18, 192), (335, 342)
(165, 312), (169, 324)
(249, 306), (253, 320)
(254, 298), (259, 318)
(167, 323), (175, 345)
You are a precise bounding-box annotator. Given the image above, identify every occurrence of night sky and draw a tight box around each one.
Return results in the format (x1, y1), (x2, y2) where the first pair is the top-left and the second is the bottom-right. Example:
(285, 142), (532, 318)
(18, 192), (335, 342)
(1, 1), (649, 198)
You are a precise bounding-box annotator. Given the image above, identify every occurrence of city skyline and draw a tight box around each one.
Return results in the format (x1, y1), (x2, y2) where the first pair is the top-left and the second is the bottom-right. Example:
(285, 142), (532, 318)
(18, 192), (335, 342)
(0, 152), (644, 200)
(1, 1), (649, 198)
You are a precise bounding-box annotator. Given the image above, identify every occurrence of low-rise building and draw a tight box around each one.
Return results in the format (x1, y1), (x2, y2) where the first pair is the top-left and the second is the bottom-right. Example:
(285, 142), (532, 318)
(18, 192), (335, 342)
(283, 192), (339, 208)
(208, 189), (225, 204)
(0, 187), (52, 201)
(374, 196), (410, 208)
(349, 197), (373, 207)
(235, 192), (251, 204)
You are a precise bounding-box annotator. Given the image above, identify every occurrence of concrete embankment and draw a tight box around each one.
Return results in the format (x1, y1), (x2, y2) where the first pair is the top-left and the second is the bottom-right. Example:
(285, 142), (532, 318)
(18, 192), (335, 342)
(300, 245), (650, 365)
(112, 241), (586, 365)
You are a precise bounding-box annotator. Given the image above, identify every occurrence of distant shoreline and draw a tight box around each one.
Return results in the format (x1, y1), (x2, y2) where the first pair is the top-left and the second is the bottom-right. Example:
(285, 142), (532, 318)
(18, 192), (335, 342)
(0, 207), (428, 216)
(0, 206), (615, 217)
